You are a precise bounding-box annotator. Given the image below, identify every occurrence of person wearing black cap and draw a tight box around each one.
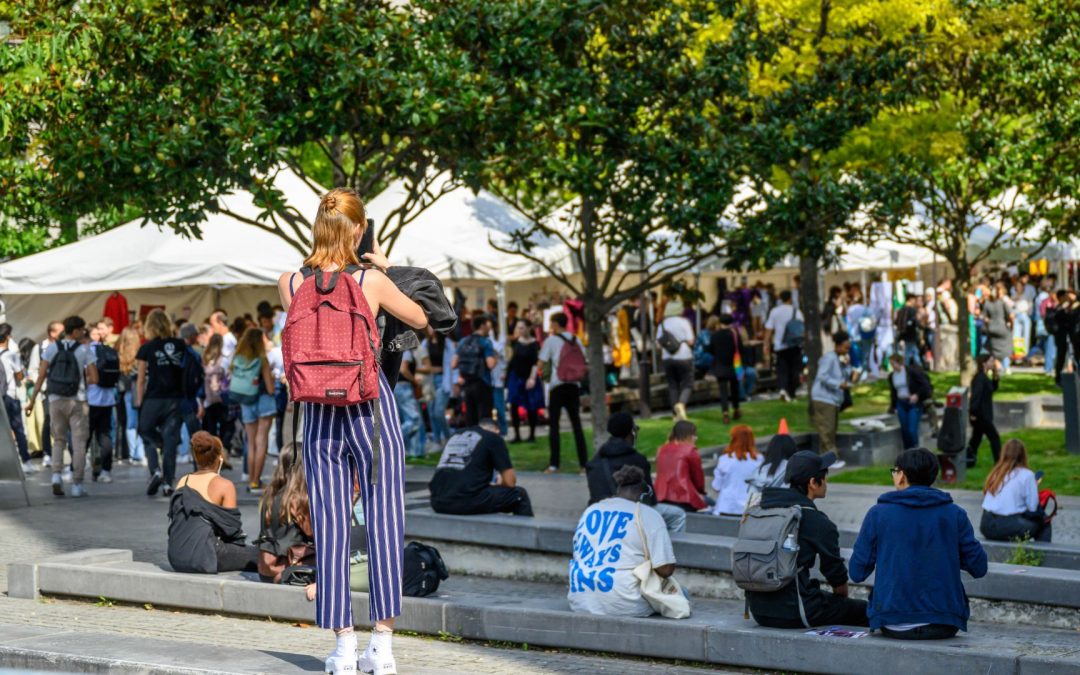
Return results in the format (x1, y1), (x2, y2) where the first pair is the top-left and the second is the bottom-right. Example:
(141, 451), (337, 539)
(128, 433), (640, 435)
(746, 450), (869, 628)
(429, 418), (533, 516)
(586, 412), (686, 532)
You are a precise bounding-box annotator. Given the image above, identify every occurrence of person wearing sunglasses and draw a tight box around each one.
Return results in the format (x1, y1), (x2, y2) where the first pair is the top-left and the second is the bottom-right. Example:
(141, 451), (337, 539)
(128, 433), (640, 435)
(849, 448), (987, 640)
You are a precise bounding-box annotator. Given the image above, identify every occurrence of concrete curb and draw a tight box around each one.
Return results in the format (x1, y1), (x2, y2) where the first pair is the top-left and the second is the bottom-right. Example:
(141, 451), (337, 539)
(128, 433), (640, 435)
(8, 551), (1080, 675)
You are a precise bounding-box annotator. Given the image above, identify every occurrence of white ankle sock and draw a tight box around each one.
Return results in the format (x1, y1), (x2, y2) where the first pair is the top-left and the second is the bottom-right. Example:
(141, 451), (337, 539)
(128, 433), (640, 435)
(332, 632), (357, 659)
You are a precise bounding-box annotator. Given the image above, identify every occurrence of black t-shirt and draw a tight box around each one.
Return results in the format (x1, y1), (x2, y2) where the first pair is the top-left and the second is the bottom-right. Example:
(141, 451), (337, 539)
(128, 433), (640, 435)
(429, 427), (512, 501)
(136, 337), (186, 399)
(509, 340), (540, 379)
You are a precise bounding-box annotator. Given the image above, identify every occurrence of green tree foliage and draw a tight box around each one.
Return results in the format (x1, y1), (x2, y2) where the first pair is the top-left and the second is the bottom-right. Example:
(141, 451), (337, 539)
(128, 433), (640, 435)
(847, 0), (1080, 375)
(0, 0), (485, 256)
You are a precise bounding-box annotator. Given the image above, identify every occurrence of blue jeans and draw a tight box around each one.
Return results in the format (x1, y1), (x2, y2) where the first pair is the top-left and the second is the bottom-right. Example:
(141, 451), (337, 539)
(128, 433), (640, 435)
(1013, 312), (1032, 357)
(492, 386), (508, 436)
(123, 390), (145, 461)
(1044, 332), (1057, 374)
(903, 341), (922, 368)
(394, 382), (426, 457)
(896, 399), (922, 450)
(740, 366), (758, 400)
(430, 387), (452, 445)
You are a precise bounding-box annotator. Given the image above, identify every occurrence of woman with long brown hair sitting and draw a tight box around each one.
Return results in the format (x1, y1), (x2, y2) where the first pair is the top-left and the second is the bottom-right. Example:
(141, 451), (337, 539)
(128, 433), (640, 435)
(256, 447), (315, 583)
(980, 439), (1051, 542)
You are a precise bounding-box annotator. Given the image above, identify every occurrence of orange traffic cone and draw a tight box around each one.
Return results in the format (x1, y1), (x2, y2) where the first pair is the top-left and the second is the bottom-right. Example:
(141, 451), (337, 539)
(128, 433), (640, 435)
(777, 418), (790, 436)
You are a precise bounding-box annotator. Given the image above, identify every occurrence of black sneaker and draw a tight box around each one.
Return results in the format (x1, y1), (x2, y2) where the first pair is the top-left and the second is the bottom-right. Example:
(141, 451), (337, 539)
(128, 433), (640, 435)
(52, 482), (64, 497)
(147, 472), (163, 496)
(162, 483), (174, 497)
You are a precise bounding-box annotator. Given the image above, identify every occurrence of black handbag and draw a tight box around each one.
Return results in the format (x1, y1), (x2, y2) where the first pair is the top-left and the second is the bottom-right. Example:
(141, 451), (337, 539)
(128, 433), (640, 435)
(280, 564), (317, 586)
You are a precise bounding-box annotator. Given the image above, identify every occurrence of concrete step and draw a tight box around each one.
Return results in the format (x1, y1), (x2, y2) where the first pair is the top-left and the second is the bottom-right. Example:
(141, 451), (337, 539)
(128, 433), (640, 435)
(0, 622), (322, 674)
(8, 549), (1080, 675)
(400, 509), (1080, 629)
(683, 513), (1080, 570)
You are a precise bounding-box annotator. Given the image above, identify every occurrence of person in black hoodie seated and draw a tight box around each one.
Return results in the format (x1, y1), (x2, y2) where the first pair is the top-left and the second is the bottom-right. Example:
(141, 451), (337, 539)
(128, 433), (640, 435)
(429, 418), (533, 516)
(256, 446), (315, 583)
(168, 432), (257, 574)
(747, 451), (868, 628)
(586, 412), (686, 532)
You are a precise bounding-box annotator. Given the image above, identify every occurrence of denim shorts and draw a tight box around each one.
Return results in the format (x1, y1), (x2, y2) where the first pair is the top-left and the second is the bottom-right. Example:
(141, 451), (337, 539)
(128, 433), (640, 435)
(240, 394), (277, 425)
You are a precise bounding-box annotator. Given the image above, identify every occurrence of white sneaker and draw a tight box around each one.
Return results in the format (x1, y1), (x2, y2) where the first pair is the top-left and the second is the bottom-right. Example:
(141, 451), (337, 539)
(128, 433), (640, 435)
(241, 472), (249, 482)
(21, 461), (38, 474)
(71, 484), (88, 498)
(325, 654), (357, 675)
(359, 631), (396, 675)
(132, 457), (147, 467)
(178, 453), (192, 464)
(97, 470), (113, 484)
(43, 455), (53, 468)
(61, 468), (73, 484)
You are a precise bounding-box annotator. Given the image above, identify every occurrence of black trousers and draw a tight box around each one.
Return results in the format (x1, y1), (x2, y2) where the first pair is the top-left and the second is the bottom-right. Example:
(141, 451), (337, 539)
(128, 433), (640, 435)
(88, 404), (114, 473)
(431, 485), (534, 517)
(716, 376), (740, 412)
(214, 539), (259, 573)
(775, 348), (802, 398)
(3, 395), (31, 462)
(755, 594), (869, 629)
(548, 383), (588, 469)
(966, 416), (1001, 466)
(462, 380), (494, 427)
(139, 398), (182, 485)
(1053, 333), (1070, 382)
(662, 358), (694, 408)
(511, 406), (538, 441)
(202, 403), (230, 444)
(881, 624), (958, 640)
(980, 511), (1052, 543)
(115, 394), (129, 461)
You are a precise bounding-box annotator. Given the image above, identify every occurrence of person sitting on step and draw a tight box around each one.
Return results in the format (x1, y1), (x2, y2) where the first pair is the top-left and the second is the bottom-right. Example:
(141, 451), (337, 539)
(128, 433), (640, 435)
(429, 418), (533, 516)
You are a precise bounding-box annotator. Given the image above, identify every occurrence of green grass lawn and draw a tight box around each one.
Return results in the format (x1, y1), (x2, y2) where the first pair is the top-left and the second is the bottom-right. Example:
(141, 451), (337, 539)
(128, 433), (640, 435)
(406, 372), (1066, 476)
(832, 427), (1080, 495)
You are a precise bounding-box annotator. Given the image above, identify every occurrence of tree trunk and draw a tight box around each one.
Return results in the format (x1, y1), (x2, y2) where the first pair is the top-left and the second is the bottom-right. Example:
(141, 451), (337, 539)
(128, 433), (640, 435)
(584, 299), (610, 449)
(330, 136), (346, 186)
(799, 255), (823, 393)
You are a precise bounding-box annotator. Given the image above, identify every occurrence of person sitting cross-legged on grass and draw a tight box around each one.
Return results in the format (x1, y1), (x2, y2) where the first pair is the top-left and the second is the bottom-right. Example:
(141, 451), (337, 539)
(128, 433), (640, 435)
(429, 418), (533, 517)
(849, 448), (988, 640)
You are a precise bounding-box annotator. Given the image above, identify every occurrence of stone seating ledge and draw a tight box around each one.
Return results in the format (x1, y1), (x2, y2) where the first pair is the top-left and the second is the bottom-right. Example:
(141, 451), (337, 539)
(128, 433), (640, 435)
(6, 549), (1080, 675)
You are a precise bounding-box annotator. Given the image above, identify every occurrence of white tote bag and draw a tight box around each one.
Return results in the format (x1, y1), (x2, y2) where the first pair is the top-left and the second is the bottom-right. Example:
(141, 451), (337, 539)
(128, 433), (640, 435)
(632, 504), (692, 619)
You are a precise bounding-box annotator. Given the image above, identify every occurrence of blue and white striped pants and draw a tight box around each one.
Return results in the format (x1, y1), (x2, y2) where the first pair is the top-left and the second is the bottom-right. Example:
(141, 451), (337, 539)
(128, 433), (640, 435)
(302, 371), (405, 629)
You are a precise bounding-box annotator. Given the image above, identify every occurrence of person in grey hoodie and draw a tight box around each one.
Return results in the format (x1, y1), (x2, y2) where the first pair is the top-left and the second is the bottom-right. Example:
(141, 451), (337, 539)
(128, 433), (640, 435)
(810, 331), (853, 455)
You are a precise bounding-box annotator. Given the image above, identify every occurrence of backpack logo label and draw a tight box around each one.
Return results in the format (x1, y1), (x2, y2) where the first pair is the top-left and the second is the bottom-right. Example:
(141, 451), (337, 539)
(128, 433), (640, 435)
(325, 389), (347, 399)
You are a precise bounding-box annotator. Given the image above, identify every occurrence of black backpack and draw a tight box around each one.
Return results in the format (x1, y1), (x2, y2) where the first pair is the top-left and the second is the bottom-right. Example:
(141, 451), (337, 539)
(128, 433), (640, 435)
(402, 542), (449, 597)
(94, 344), (121, 389)
(181, 346), (205, 400)
(47, 342), (82, 397)
(455, 336), (487, 383)
(1045, 307), (1061, 336)
(896, 306), (918, 340)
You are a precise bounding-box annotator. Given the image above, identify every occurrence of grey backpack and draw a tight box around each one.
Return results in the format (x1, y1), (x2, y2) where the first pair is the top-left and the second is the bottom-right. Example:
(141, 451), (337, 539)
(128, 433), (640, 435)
(731, 505), (809, 625)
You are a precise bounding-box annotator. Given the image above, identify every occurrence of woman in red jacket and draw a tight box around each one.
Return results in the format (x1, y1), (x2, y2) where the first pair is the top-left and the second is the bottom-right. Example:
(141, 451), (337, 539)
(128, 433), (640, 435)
(654, 421), (710, 512)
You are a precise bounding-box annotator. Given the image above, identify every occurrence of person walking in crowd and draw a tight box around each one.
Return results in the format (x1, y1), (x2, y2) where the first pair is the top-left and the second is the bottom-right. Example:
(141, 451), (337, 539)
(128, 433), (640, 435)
(966, 354), (1002, 467)
(176, 323), (205, 466)
(568, 465), (681, 618)
(980, 440), (1051, 543)
(538, 312), (589, 473)
(230, 327), (276, 493)
(395, 349), (427, 458)
(87, 320), (119, 483)
(894, 294), (923, 367)
(656, 299), (696, 421)
(452, 314), (497, 427)
(1047, 290), (1073, 383)
(256, 448), (315, 583)
(116, 326), (146, 466)
(586, 412), (686, 532)
(764, 290), (804, 402)
(654, 421), (708, 514)
(167, 431), (258, 574)
(822, 286), (846, 354)
(982, 283), (1013, 374)
(810, 331), (853, 456)
(429, 418), (533, 516)
(28, 320), (63, 468)
(888, 352), (933, 450)
(745, 434), (798, 509)
(506, 320), (543, 444)
(849, 448), (987, 640)
(418, 327), (452, 450)
(200, 334), (231, 448)
(209, 311), (237, 363)
(708, 315), (742, 424)
(0, 323), (36, 474)
(135, 310), (186, 497)
(490, 325), (509, 437)
(710, 425), (762, 516)
(277, 188), (428, 675)
(27, 316), (97, 498)
(746, 451), (868, 628)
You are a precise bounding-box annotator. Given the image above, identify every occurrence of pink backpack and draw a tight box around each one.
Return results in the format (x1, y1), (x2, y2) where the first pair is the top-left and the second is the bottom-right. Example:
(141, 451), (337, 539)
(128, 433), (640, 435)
(282, 266), (381, 405)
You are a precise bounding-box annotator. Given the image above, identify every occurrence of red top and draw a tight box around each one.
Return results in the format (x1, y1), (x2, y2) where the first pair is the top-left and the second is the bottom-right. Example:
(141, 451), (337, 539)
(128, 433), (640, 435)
(654, 442), (706, 511)
(103, 292), (130, 334)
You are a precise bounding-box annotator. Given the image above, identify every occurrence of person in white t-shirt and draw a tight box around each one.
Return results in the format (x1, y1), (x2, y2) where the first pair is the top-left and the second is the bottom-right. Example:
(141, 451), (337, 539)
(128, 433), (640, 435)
(979, 439), (1050, 542)
(209, 311), (237, 365)
(656, 300), (695, 421)
(568, 465), (683, 618)
(764, 290), (804, 401)
(0, 323), (35, 474)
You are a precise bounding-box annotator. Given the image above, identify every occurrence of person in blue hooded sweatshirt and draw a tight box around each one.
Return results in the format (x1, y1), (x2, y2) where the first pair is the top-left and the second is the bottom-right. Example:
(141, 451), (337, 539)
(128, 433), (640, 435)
(849, 447), (988, 640)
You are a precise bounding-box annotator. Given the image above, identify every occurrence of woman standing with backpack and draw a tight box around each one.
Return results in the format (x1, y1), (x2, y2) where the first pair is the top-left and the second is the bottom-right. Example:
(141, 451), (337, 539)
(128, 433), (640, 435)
(278, 189), (427, 675)
(230, 328), (276, 493)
